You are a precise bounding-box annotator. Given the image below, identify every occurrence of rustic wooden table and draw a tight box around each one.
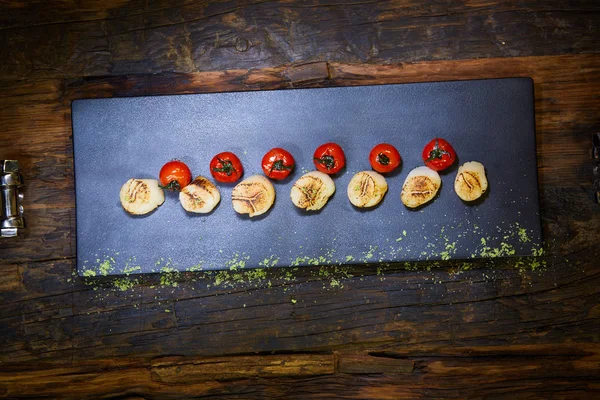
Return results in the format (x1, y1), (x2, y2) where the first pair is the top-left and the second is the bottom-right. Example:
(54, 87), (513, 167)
(1, 1), (599, 398)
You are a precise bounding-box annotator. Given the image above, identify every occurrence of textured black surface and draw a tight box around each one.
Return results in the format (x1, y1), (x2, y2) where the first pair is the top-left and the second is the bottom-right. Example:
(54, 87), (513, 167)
(72, 78), (542, 276)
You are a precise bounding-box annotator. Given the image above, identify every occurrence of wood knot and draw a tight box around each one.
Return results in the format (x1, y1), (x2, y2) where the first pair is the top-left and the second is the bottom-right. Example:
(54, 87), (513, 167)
(235, 37), (250, 52)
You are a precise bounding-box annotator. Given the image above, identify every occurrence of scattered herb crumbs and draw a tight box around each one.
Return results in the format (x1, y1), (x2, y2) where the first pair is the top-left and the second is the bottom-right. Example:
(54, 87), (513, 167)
(113, 277), (137, 291)
(518, 227), (531, 243)
(329, 278), (341, 288)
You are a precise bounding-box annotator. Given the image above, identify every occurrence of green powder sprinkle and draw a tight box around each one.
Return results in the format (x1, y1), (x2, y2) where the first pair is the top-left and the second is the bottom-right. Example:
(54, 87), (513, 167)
(97, 258), (114, 276)
(113, 277), (137, 291)
(518, 228), (531, 243)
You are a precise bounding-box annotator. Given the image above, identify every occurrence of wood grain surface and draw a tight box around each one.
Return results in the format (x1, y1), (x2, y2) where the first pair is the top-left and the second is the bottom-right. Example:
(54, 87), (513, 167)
(1, 0), (599, 398)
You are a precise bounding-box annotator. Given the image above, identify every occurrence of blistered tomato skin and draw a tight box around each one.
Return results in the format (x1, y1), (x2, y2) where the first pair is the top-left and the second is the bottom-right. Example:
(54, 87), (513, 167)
(313, 143), (346, 175)
(369, 143), (402, 173)
(262, 148), (295, 180)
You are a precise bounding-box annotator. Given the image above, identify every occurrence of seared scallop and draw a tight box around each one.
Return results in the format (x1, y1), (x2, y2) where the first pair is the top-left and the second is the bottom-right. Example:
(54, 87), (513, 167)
(120, 179), (165, 215)
(400, 166), (441, 208)
(290, 171), (336, 211)
(454, 161), (488, 201)
(179, 176), (221, 213)
(231, 175), (275, 217)
(347, 170), (388, 208)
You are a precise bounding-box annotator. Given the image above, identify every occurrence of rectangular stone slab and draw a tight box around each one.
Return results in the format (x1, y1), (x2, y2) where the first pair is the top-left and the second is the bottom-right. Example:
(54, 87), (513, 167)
(72, 78), (542, 275)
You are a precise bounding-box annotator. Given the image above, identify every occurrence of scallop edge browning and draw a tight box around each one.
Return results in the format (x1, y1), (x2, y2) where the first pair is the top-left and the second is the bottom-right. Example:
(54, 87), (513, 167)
(347, 170), (388, 208)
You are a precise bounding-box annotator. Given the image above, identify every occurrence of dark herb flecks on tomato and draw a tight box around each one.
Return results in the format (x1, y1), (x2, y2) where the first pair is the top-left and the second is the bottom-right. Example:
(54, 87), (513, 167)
(262, 148), (295, 180)
(422, 138), (456, 172)
(210, 152), (244, 183)
(313, 142), (346, 175)
(159, 160), (192, 191)
(369, 143), (401, 173)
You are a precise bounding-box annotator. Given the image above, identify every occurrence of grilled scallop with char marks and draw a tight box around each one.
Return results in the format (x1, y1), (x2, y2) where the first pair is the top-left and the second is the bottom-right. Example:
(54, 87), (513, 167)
(290, 171), (335, 211)
(347, 170), (388, 208)
(454, 161), (488, 201)
(231, 175), (275, 217)
(179, 176), (221, 213)
(400, 166), (441, 208)
(119, 179), (165, 215)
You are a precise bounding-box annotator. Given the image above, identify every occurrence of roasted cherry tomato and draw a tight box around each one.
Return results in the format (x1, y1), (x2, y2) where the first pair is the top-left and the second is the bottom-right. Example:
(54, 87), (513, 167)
(369, 143), (401, 173)
(262, 148), (295, 180)
(210, 151), (244, 183)
(313, 142), (346, 175)
(159, 160), (192, 191)
(422, 138), (457, 172)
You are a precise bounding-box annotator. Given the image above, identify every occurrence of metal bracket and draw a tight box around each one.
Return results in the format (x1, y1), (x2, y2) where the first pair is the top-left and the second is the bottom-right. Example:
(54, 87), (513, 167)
(593, 134), (600, 204)
(1, 160), (25, 237)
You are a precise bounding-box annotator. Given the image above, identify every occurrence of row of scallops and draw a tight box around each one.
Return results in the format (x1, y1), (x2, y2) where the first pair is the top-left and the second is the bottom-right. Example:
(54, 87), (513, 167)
(119, 161), (488, 216)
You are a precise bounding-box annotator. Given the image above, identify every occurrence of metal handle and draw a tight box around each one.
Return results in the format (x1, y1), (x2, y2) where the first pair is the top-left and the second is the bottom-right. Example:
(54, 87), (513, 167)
(1, 160), (25, 237)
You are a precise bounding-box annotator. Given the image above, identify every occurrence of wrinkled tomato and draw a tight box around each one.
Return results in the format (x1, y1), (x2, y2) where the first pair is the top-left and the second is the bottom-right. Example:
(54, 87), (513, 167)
(422, 138), (456, 171)
(262, 148), (295, 180)
(159, 160), (192, 191)
(369, 143), (401, 173)
(313, 142), (346, 175)
(210, 151), (244, 183)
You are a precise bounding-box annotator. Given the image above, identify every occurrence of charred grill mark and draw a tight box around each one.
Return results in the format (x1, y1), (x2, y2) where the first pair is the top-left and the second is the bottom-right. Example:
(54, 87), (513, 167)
(185, 191), (205, 207)
(128, 179), (149, 203)
(191, 177), (213, 193)
(459, 171), (481, 193)
(358, 173), (375, 198)
(295, 176), (324, 208)
(232, 183), (267, 213)
(407, 176), (437, 199)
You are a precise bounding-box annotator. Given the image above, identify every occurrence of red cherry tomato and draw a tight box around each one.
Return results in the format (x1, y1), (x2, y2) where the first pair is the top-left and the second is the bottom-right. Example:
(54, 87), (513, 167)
(159, 160), (192, 191)
(262, 148), (295, 180)
(313, 142), (346, 175)
(422, 138), (457, 171)
(210, 151), (244, 183)
(369, 143), (402, 173)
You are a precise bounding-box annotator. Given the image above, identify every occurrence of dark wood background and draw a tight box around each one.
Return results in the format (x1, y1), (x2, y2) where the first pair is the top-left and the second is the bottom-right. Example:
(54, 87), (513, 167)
(1, 1), (599, 398)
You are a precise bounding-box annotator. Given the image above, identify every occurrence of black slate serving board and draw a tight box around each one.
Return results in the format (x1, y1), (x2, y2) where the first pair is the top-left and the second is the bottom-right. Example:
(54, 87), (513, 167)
(72, 78), (542, 276)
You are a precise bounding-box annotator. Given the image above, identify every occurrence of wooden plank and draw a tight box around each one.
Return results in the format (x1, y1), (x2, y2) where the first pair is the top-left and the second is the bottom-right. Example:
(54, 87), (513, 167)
(0, 79), (75, 264)
(338, 353), (415, 374)
(1, 245), (597, 364)
(1, 1), (599, 79)
(0, 347), (597, 399)
(150, 354), (336, 383)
